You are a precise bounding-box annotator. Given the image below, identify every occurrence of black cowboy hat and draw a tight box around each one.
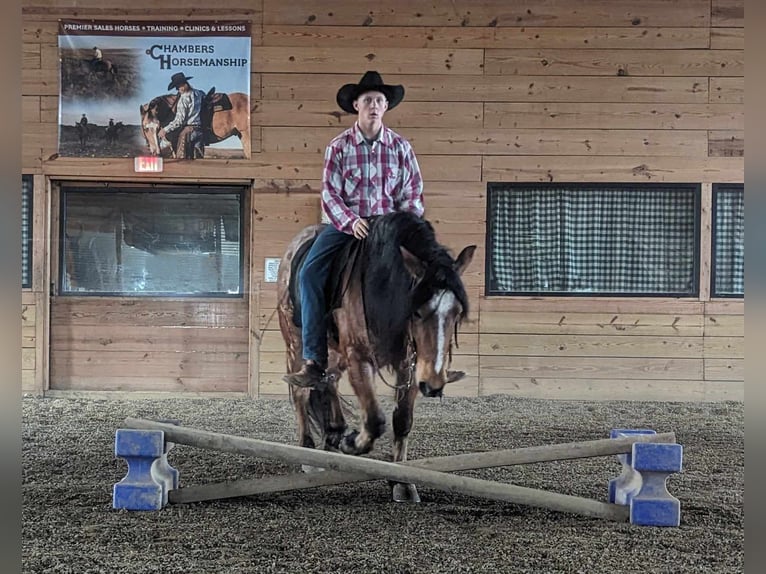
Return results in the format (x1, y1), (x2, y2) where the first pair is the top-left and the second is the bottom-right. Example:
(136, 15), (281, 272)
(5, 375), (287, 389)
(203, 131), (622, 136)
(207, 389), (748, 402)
(336, 71), (404, 114)
(167, 72), (193, 91)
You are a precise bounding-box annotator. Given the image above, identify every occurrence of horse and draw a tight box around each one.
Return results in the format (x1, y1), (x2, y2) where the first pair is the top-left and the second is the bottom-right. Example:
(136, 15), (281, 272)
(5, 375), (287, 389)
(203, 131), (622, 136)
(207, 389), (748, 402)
(75, 122), (89, 147)
(88, 58), (118, 80)
(277, 211), (476, 502)
(139, 91), (250, 158)
(104, 121), (124, 145)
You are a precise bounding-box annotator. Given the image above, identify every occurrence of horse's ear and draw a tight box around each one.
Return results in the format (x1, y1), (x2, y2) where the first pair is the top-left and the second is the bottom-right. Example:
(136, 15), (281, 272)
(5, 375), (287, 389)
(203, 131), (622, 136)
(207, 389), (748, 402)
(454, 245), (477, 276)
(400, 246), (426, 280)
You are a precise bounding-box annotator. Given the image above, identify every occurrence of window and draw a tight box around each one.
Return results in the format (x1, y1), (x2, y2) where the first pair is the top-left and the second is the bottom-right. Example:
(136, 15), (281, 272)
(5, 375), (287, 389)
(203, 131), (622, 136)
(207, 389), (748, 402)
(22, 175), (33, 288)
(486, 183), (699, 296)
(712, 184), (744, 297)
(60, 187), (244, 296)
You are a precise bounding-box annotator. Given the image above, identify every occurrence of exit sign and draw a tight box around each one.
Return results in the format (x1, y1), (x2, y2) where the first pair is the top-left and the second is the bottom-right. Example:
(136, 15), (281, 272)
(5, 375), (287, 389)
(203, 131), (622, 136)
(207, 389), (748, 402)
(134, 156), (163, 173)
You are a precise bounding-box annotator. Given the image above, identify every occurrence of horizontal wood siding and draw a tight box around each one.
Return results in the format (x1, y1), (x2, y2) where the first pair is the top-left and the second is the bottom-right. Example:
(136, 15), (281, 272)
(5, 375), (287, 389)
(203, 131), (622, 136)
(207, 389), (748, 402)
(21, 293), (37, 393)
(49, 299), (249, 392)
(22, 0), (744, 400)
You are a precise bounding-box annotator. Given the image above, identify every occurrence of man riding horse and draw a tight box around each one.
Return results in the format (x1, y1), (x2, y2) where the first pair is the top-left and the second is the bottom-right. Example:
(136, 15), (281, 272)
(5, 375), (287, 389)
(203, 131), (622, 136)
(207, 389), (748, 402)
(284, 71), (425, 388)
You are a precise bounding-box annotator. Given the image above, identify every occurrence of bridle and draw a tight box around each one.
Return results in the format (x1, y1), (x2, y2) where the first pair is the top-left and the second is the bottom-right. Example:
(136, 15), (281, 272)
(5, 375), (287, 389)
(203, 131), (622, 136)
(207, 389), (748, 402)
(376, 332), (418, 395)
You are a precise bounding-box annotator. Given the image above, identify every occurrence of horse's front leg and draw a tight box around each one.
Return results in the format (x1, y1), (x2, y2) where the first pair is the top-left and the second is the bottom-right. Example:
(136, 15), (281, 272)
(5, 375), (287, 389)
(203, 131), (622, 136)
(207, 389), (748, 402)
(341, 351), (386, 456)
(241, 127), (252, 158)
(322, 349), (347, 451)
(391, 370), (421, 503)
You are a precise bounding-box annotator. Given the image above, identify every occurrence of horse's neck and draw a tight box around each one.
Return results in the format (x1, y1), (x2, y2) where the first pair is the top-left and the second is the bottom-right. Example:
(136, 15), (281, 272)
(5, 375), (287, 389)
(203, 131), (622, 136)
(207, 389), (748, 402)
(162, 95), (179, 117)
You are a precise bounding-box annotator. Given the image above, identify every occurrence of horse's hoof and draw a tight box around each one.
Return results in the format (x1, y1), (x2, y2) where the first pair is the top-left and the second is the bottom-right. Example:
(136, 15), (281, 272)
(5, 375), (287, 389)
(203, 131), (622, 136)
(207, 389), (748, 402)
(340, 431), (373, 455)
(340, 431), (360, 455)
(391, 482), (421, 503)
(324, 431), (344, 451)
(301, 464), (325, 474)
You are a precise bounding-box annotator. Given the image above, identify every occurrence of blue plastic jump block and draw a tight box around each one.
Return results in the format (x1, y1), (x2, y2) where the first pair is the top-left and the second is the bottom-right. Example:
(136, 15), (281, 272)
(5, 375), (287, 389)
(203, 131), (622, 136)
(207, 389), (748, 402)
(608, 428), (683, 527)
(608, 429), (657, 505)
(113, 429), (179, 511)
(630, 486), (682, 527)
(632, 442), (683, 473)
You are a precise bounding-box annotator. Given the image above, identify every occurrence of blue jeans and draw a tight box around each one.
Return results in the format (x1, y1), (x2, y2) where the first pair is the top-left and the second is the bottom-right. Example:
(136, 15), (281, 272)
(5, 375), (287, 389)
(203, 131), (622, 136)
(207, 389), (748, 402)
(299, 225), (353, 365)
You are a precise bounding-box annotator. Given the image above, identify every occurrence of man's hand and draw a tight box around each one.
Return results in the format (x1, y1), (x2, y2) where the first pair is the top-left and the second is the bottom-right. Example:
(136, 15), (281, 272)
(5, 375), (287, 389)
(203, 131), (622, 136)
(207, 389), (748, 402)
(352, 218), (369, 239)
(158, 128), (166, 139)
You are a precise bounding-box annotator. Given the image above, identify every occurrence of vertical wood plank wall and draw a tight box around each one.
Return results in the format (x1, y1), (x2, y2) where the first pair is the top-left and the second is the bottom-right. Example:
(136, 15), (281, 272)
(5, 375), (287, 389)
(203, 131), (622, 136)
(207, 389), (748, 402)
(22, 0), (744, 400)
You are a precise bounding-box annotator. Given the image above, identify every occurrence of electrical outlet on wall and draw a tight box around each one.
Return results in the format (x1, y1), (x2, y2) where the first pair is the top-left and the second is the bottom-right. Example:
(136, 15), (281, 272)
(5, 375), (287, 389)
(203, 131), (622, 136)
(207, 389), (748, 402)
(264, 258), (280, 283)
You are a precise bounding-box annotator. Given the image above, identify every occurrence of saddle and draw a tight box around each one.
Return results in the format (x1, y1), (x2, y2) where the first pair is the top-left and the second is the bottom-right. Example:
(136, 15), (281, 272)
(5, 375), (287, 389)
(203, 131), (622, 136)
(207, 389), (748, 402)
(200, 88), (233, 145)
(287, 228), (361, 338)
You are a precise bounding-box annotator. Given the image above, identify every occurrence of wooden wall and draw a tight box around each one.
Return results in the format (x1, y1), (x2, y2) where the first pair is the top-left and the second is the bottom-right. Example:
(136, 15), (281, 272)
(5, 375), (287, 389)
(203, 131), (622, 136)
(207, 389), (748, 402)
(22, 0), (744, 401)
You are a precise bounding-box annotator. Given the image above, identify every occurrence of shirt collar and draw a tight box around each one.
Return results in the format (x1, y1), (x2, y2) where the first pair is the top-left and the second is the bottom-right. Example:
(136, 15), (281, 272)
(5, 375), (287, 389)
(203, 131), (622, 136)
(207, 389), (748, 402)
(353, 122), (390, 147)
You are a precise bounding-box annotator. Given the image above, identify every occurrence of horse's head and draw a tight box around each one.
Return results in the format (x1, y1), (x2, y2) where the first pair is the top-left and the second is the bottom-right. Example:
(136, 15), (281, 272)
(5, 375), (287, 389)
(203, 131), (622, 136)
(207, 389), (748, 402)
(361, 212), (476, 397)
(401, 244), (476, 397)
(139, 96), (176, 156)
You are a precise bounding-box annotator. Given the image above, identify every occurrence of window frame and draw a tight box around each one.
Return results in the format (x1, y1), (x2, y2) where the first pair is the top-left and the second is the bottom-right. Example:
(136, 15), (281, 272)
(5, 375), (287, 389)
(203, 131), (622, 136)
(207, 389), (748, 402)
(484, 182), (701, 298)
(710, 183), (744, 299)
(58, 184), (246, 298)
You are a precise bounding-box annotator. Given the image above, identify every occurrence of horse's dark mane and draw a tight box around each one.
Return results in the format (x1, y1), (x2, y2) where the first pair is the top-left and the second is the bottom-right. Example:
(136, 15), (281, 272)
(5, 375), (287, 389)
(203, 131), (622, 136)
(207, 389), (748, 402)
(352, 211), (469, 368)
(148, 95), (177, 123)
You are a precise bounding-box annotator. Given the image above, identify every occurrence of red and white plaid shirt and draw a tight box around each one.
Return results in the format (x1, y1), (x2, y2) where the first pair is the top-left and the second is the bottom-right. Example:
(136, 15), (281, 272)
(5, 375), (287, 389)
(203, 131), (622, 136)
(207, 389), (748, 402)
(321, 123), (424, 234)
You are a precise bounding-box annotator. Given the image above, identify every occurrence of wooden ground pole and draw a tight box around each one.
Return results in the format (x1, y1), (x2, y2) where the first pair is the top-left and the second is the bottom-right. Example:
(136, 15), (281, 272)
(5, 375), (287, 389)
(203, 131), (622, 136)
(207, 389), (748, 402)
(124, 418), (674, 521)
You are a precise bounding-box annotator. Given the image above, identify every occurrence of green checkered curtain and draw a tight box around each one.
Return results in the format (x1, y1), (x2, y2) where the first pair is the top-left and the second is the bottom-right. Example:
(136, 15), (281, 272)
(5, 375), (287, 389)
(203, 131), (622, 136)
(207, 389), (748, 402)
(713, 185), (744, 296)
(22, 175), (33, 288)
(489, 185), (698, 295)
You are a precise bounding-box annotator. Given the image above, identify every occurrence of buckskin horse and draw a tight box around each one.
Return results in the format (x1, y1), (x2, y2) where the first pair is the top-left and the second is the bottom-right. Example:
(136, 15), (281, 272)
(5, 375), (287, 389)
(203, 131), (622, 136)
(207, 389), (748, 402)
(139, 91), (250, 158)
(277, 211), (476, 502)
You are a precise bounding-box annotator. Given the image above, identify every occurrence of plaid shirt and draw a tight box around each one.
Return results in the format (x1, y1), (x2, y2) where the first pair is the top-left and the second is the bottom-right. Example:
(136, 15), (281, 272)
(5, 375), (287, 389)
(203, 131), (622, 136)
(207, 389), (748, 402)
(322, 123), (424, 234)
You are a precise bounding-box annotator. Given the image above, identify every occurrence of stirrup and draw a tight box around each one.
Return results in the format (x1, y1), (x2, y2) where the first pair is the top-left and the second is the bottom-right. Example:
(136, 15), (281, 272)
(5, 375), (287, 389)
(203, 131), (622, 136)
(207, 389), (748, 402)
(283, 363), (326, 389)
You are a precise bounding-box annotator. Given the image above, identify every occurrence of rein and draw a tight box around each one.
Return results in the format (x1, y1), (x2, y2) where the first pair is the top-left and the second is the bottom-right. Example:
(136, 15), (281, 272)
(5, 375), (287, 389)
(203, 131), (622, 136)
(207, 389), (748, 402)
(373, 334), (417, 393)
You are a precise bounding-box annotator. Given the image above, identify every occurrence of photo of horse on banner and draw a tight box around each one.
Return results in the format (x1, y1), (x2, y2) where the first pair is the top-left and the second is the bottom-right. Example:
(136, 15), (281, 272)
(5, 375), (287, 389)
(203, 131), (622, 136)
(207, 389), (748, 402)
(139, 90), (251, 160)
(56, 19), (252, 159)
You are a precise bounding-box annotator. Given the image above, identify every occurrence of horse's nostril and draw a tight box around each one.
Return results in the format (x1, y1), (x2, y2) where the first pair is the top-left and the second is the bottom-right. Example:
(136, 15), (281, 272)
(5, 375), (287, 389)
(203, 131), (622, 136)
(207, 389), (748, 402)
(419, 381), (443, 398)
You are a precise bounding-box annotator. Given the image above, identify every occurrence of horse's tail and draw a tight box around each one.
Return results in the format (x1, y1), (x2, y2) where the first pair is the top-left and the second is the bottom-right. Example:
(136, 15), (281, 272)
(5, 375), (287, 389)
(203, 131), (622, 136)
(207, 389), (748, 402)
(305, 384), (347, 450)
(306, 389), (330, 439)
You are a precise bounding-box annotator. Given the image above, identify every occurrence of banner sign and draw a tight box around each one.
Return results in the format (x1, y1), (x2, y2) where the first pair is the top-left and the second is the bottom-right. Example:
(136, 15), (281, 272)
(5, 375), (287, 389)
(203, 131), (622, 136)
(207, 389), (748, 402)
(58, 19), (251, 159)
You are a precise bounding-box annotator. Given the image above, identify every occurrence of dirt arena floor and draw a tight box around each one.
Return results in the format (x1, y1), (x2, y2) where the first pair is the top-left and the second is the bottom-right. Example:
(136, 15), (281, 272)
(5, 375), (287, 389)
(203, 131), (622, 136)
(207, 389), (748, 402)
(22, 395), (743, 573)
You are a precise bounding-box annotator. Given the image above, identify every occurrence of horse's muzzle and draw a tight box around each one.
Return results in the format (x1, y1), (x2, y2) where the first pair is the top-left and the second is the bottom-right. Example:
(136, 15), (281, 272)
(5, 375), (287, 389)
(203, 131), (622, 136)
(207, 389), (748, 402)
(419, 381), (443, 398)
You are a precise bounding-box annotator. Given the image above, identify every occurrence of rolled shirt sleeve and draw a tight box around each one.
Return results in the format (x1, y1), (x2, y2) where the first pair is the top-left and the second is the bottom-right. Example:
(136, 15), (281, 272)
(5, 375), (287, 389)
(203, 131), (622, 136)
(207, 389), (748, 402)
(321, 145), (358, 234)
(396, 142), (424, 217)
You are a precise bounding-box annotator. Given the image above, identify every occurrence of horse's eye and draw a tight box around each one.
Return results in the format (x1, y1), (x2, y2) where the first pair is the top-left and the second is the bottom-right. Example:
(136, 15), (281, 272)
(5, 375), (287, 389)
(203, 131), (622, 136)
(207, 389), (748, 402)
(413, 311), (422, 320)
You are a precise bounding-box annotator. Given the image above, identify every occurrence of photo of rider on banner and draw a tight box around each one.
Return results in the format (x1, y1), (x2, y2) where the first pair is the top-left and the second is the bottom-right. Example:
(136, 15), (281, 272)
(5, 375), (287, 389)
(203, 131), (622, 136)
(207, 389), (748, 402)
(57, 19), (251, 160)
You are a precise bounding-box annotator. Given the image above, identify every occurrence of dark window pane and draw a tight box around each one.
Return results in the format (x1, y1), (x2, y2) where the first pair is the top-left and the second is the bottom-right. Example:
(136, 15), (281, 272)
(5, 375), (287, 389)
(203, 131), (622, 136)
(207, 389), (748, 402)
(61, 190), (243, 296)
(22, 175), (33, 288)
(487, 183), (699, 296)
(712, 184), (744, 297)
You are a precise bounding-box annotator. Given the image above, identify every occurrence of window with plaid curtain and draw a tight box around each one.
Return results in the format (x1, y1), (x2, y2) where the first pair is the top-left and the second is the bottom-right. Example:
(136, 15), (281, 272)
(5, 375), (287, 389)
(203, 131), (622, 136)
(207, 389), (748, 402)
(712, 184), (744, 297)
(487, 183), (699, 296)
(22, 175), (33, 288)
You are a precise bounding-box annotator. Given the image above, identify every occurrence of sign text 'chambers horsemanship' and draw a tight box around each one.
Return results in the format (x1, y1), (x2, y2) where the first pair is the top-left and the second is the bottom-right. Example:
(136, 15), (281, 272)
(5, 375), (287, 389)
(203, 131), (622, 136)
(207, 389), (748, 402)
(58, 19), (251, 159)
